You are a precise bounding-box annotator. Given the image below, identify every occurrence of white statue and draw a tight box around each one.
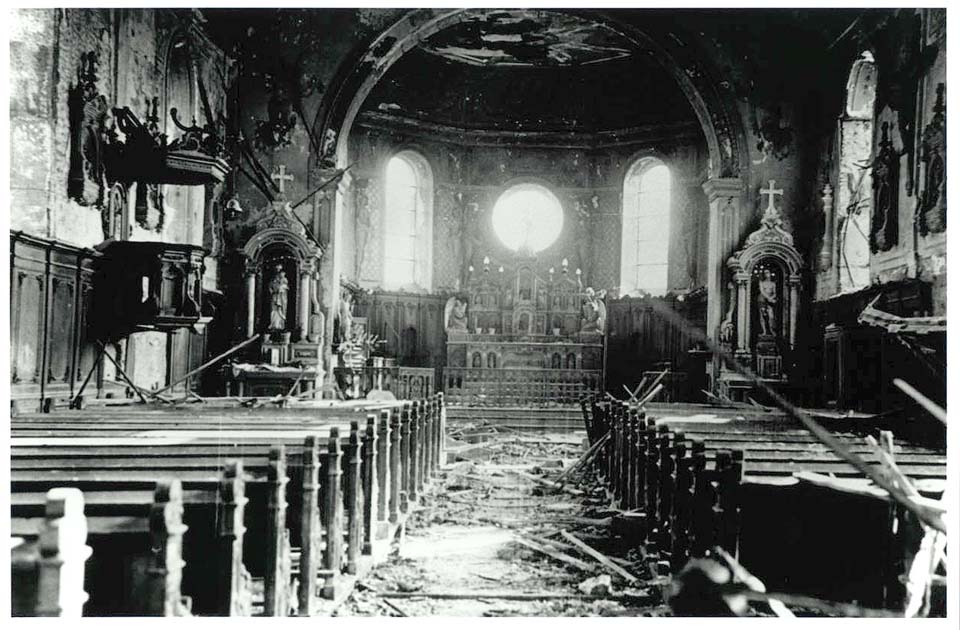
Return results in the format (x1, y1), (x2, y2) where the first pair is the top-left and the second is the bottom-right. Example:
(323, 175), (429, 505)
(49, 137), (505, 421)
(268, 264), (289, 331)
(756, 268), (778, 338)
(444, 295), (468, 332)
(579, 287), (607, 334)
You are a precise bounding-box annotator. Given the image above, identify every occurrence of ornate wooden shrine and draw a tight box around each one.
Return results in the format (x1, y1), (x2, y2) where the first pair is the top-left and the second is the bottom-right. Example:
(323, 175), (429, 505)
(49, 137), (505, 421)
(228, 169), (327, 397)
(717, 180), (804, 401)
(442, 255), (605, 406)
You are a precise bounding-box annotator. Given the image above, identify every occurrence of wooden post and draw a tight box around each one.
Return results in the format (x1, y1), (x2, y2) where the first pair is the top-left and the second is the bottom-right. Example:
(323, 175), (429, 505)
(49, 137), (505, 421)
(645, 420), (660, 548)
(322, 427), (343, 598)
(438, 392), (447, 466)
(620, 404), (632, 507)
(265, 446), (290, 616)
(389, 407), (402, 523)
(344, 420), (363, 574)
(400, 404), (413, 508)
(217, 461), (252, 616)
(711, 450), (732, 557)
(690, 440), (710, 557)
(35, 488), (91, 617)
(719, 449), (744, 557)
(635, 412), (648, 515)
(405, 402), (418, 502)
(377, 410), (391, 529)
(144, 480), (190, 616)
(417, 400), (428, 489)
(658, 428), (677, 552)
(298, 437), (321, 615)
(667, 433), (689, 571)
(362, 414), (379, 555)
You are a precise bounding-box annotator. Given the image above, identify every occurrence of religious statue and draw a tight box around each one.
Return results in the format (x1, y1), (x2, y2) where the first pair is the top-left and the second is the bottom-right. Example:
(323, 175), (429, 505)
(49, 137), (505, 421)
(268, 264), (289, 331)
(308, 274), (325, 343)
(444, 295), (468, 332)
(338, 288), (354, 344)
(756, 267), (778, 338)
(579, 287), (607, 334)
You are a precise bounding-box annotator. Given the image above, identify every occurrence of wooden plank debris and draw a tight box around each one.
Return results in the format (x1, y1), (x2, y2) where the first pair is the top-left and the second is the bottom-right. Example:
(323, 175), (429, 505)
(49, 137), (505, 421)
(560, 530), (639, 584)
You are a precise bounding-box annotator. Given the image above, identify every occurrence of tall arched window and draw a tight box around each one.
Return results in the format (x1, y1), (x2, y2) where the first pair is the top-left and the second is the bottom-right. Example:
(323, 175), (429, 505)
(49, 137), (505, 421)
(620, 158), (672, 297)
(384, 150), (433, 291)
(836, 51), (876, 292)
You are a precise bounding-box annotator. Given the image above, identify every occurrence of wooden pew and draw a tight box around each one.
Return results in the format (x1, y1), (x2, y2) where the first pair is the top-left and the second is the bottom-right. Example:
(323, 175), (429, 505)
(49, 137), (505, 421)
(11, 394), (447, 615)
(12, 488), (91, 617)
(584, 398), (947, 608)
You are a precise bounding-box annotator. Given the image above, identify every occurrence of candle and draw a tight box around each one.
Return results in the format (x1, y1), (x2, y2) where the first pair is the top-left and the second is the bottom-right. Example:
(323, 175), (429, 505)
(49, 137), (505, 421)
(561, 258), (568, 268)
(483, 256), (490, 266)
(549, 267), (555, 275)
(575, 268), (582, 276)
(498, 266), (504, 273)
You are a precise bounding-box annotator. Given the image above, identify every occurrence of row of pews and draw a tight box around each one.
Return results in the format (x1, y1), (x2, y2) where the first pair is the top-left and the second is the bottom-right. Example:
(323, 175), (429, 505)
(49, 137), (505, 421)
(11, 394), (447, 616)
(580, 397), (947, 608)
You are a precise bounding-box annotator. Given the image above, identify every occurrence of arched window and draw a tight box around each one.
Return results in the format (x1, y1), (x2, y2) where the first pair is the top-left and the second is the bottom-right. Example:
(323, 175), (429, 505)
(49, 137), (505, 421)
(384, 150), (433, 291)
(620, 158), (671, 297)
(836, 51), (877, 292)
(492, 182), (563, 254)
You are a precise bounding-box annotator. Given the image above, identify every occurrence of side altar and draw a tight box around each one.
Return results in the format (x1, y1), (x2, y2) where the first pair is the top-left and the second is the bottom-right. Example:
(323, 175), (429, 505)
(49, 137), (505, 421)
(716, 180), (804, 402)
(226, 167), (327, 397)
(442, 255), (606, 406)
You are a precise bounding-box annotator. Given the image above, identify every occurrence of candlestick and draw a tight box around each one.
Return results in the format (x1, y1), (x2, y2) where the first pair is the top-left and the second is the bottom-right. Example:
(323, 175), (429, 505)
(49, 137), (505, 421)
(498, 266), (504, 273)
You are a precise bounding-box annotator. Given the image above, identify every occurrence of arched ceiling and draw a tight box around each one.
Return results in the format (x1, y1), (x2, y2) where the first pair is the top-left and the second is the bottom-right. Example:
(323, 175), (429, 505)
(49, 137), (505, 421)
(359, 46), (698, 134)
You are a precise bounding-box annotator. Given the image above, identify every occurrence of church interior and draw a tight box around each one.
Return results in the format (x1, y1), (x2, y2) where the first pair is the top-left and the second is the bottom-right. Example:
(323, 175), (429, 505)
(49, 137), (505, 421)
(7, 7), (950, 618)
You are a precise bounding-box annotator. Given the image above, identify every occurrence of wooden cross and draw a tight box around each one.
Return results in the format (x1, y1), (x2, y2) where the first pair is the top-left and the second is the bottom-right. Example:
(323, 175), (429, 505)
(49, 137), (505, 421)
(271, 165), (294, 194)
(760, 179), (783, 213)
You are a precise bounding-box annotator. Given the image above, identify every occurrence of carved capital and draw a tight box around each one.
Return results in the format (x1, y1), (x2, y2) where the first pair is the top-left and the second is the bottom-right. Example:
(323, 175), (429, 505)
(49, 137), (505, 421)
(701, 177), (743, 204)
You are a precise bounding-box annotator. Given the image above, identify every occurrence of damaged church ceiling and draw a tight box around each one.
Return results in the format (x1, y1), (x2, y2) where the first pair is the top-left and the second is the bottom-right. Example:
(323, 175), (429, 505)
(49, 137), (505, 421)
(417, 10), (636, 67)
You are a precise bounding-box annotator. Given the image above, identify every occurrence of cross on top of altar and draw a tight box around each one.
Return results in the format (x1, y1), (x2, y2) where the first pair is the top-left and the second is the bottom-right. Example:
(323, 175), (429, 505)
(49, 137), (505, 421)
(760, 179), (783, 215)
(272, 164), (294, 195)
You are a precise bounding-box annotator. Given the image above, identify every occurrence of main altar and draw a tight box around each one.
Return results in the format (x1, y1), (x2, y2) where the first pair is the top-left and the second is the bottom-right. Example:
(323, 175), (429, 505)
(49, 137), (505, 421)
(442, 255), (605, 406)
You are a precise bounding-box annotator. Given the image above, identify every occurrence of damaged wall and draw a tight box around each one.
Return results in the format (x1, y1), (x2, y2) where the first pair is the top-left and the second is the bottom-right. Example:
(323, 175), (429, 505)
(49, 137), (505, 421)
(343, 119), (711, 298)
(9, 8), (232, 397)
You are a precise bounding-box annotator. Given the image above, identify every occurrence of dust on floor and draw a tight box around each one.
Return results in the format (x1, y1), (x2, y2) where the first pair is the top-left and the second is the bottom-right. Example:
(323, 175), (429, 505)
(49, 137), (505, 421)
(336, 426), (670, 617)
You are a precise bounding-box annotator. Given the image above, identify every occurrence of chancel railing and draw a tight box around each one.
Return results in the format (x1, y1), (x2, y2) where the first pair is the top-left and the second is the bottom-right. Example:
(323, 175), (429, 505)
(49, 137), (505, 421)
(442, 367), (601, 407)
(334, 366), (435, 400)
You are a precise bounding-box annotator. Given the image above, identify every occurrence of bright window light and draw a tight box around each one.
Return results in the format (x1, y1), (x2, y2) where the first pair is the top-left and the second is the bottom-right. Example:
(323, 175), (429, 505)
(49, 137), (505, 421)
(491, 183), (564, 254)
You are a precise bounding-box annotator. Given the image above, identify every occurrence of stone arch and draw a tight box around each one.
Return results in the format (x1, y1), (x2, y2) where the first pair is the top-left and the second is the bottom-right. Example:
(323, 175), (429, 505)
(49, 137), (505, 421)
(314, 8), (748, 180)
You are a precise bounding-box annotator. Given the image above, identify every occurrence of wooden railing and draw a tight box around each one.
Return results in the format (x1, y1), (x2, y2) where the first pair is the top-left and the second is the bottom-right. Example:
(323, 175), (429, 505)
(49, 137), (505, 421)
(442, 367), (601, 407)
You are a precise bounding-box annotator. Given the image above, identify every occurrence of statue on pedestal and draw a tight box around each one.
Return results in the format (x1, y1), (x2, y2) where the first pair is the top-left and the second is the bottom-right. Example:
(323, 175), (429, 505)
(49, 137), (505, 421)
(579, 287), (607, 334)
(268, 264), (289, 332)
(756, 267), (779, 338)
(444, 295), (469, 333)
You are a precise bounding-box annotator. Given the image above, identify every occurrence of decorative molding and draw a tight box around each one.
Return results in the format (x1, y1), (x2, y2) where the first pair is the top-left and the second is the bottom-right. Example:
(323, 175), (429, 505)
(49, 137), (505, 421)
(355, 110), (703, 150)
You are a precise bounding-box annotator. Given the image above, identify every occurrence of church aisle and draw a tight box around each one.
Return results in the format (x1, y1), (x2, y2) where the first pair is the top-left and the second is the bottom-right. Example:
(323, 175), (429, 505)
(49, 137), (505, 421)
(336, 430), (664, 617)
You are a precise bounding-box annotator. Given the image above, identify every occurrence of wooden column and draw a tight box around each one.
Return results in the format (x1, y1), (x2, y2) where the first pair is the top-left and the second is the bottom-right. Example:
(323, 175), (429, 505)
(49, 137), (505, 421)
(405, 402), (419, 501)
(143, 480), (189, 616)
(322, 428), (343, 598)
(437, 392), (446, 466)
(377, 410), (391, 529)
(299, 437), (320, 615)
(389, 407), (402, 523)
(264, 446), (290, 617)
(671, 438), (694, 572)
(690, 440), (710, 557)
(217, 461), (251, 616)
(362, 414), (379, 554)
(400, 403), (413, 507)
(35, 488), (90, 617)
(344, 421), (363, 574)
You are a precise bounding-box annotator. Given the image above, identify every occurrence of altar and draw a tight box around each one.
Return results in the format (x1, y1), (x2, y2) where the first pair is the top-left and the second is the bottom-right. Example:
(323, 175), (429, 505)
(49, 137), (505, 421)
(442, 255), (605, 406)
(227, 166), (328, 398)
(716, 180), (804, 401)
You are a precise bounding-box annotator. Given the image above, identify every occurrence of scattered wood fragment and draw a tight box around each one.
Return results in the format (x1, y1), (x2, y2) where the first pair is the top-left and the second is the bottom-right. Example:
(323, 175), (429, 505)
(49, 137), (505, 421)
(514, 536), (596, 572)
(554, 432), (610, 484)
(560, 530), (639, 584)
(374, 590), (628, 601)
(893, 379), (947, 425)
(379, 598), (409, 617)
